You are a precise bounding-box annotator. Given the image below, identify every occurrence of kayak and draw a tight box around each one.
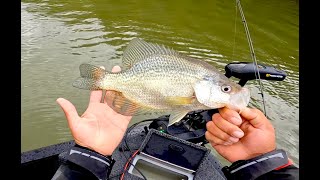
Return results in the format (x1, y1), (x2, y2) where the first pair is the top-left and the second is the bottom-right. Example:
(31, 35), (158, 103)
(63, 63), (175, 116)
(21, 113), (227, 180)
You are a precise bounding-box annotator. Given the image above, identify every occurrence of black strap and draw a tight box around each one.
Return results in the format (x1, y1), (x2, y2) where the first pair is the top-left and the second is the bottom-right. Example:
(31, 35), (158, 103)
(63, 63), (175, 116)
(222, 149), (289, 180)
(64, 145), (115, 180)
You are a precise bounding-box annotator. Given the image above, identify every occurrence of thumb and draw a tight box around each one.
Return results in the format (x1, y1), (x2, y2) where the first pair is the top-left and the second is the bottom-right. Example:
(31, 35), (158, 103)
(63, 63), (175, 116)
(240, 107), (267, 129)
(56, 98), (79, 127)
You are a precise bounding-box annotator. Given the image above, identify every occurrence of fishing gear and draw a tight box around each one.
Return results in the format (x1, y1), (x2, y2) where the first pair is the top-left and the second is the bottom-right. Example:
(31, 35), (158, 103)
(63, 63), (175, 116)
(235, 0), (267, 115)
(225, 62), (287, 86)
(114, 119), (154, 180)
(112, 2), (290, 178)
(148, 62), (286, 145)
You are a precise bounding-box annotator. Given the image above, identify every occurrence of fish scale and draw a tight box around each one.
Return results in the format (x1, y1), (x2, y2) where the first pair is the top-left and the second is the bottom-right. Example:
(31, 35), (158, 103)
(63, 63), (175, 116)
(109, 55), (202, 106)
(73, 38), (250, 126)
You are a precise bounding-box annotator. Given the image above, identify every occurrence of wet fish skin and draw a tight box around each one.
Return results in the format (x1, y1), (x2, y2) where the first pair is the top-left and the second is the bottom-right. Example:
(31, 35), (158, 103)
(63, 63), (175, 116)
(73, 38), (250, 126)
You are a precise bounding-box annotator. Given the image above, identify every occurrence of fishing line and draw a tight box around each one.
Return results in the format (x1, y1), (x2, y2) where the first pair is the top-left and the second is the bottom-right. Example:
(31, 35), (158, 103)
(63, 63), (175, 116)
(118, 148), (147, 180)
(107, 117), (152, 179)
(108, 141), (146, 180)
(118, 119), (153, 180)
(124, 119), (154, 154)
(232, 0), (238, 60)
(235, 0), (267, 115)
(108, 147), (146, 180)
(120, 150), (143, 180)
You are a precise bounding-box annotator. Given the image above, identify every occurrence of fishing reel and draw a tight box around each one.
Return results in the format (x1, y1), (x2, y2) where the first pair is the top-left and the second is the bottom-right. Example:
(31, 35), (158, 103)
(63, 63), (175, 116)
(147, 62), (287, 145)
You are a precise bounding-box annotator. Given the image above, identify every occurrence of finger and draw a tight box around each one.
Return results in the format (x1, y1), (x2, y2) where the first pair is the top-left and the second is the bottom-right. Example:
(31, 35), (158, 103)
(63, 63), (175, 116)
(56, 98), (79, 127)
(89, 66), (106, 103)
(218, 107), (242, 126)
(105, 65), (121, 103)
(111, 65), (121, 73)
(212, 113), (244, 138)
(206, 121), (239, 143)
(205, 131), (234, 145)
(240, 107), (267, 129)
(90, 91), (103, 103)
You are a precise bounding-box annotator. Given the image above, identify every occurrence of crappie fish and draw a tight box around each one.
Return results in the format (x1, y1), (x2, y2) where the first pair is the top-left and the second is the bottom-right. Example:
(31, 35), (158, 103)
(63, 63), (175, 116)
(73, 38), (250, 126)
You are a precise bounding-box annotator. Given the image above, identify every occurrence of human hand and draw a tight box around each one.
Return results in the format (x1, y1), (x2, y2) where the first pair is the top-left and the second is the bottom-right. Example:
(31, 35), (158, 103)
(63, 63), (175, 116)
(205, 107), (276, 162)
(56, 66), (132, 156)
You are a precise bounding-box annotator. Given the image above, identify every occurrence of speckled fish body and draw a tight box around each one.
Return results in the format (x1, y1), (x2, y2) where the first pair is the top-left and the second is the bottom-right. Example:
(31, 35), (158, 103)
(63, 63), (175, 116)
(73, 38), (250, 126)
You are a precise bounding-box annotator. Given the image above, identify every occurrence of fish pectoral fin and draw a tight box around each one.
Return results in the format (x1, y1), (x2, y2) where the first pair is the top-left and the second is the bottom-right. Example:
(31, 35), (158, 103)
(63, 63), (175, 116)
(165, 96), (195, 105)
(168, 111), (189, 127)
(106, 91), (155, 116)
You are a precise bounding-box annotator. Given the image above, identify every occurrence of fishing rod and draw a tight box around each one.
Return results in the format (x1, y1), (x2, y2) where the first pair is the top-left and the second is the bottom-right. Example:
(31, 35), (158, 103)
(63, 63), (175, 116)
(144, 1), (287, 145)
(235, 0), (267, 115)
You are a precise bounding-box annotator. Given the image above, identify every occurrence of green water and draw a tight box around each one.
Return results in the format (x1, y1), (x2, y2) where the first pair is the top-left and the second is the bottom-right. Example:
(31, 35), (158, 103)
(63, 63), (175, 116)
(21, 0), (299, 167)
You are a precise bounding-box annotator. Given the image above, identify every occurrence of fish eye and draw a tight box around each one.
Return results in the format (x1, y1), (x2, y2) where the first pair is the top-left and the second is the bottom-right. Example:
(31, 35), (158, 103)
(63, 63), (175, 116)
(221, 85), (232, 93)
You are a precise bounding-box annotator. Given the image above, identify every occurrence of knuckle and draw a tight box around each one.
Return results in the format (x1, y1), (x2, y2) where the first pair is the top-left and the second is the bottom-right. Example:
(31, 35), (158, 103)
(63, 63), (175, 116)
(224, 125), (237, 136)
(205, 131), (222, 144)
(252, 108), (263, 116)
(206, 122), (215, 133)
(214, 117), (237, 135)
(220, 133), (231, 141)
(206, 121), (213, 129)
(205, 131), (212, 140)
(212, 113), (221, 121)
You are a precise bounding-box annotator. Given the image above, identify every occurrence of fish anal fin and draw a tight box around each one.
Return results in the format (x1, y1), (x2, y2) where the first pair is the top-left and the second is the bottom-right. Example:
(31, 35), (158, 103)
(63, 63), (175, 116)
(106, 91), (155, 116)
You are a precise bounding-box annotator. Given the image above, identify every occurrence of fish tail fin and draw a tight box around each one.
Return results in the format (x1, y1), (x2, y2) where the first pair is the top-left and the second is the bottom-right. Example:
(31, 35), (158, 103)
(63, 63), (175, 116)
(72, 77), (103, 90)
(79, 63), (107, 79)
(72, 63), (108, 90)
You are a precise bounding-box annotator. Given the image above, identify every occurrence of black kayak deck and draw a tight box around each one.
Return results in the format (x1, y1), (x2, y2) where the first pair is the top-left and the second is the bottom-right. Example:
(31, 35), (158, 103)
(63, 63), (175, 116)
(21, 124), (227, 180)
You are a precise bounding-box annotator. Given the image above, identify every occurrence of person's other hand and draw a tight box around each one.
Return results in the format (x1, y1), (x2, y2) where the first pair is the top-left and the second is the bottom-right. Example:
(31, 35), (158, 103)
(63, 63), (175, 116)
(205, 107), (276, 162)
(56, 66), (132, 156)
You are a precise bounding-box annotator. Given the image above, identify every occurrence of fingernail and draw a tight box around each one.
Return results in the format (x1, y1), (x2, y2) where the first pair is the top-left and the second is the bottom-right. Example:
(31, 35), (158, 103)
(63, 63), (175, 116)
(232, 131), (244, 138)
(229, 137), (239, 143)
(112, 65), (121, 72)
(230, 117), (242, 125)
(224, 142), (232, 145)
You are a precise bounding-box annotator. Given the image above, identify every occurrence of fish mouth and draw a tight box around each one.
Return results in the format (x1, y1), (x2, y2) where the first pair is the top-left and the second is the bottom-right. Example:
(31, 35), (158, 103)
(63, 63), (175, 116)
(227, 87), (250, 113)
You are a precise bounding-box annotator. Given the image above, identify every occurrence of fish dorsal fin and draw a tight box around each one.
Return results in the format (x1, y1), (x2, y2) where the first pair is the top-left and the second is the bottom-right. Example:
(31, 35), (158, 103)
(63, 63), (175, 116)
(122, 38), (179, 69)
(122, 38), (216, 71)
(106, 90), (159, 116)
